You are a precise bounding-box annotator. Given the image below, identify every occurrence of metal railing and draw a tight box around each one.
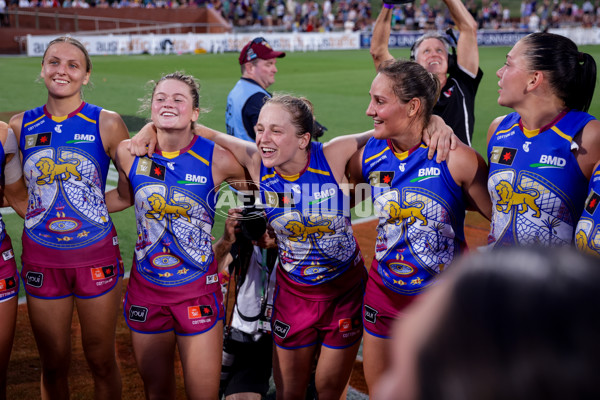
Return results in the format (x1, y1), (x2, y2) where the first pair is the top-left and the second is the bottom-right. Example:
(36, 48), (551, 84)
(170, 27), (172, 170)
(6, 8), (228, 34)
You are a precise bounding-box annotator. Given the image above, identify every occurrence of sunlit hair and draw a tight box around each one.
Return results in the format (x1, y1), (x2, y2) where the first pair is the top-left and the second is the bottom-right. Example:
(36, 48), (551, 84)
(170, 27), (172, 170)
(263, 94), (318, 141)
(377, 59), (440, 127)
(520, 32), (597, 112)
(412, 32), (451, 60)
(42, 36), (92, 73)
(139, 71), (208, 128)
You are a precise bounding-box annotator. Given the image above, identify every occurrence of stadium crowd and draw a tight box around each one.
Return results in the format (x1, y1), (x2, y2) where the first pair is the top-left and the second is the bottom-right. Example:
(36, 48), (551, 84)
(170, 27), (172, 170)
(2, 0), (600, 32)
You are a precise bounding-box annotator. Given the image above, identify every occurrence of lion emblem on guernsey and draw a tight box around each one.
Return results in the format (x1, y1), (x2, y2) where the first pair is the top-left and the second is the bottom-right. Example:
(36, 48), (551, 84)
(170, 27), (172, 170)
(146, 193), (191, 222)
(383, 200), (427, 226)
(35, 157), (82, 185)
(286, 220), (335, 242)
(575, 229), (597, 256)
(495, 181), (541, 218)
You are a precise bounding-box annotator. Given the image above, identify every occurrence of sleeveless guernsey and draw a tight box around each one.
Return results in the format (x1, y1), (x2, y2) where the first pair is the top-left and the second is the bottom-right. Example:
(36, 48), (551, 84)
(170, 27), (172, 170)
(259, 141), (360, 289)
(126, 136), (220, 304)
(487, 110), (593, 247)
(19, 103), (119, 267)
(362, 138), (466, 295)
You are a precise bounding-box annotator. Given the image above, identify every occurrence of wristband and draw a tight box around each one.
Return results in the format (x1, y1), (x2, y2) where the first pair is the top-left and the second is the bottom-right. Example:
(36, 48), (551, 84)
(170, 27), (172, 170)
(383, 3), (394, 8)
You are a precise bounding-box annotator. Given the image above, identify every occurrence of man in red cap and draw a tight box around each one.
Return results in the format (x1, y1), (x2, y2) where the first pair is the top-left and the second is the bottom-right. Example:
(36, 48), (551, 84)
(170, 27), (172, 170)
(220, 36), (284, 400)
(225, 37), (286, 142)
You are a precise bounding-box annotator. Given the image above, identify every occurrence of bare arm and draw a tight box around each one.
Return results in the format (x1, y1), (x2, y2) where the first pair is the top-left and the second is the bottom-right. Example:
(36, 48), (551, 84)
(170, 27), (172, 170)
(486, 116), (505, 146)
(212, 143), (258, 192)
(345, 145), (369, 208)
(128, 122), (158, 157)
(128, 122), (260, 177)
(370, 6), (395, 71)
(213, 208), (240, 274)
(99, 109), (130, 163)
(105, 140), (135, 213)
(422, 115), (459, 162)
(323, 130), (373, 183)
(0, 122), (27, 218)
(4, 178), (28, 219)
(574, 119), (600, 180)
(444, 0), (479, 75)
(196, 124), (260, 174)
(447, 143), (491, 220)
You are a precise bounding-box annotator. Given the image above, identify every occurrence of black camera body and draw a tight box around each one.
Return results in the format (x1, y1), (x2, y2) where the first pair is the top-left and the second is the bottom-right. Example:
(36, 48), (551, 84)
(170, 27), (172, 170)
(240, 205), (268, 241)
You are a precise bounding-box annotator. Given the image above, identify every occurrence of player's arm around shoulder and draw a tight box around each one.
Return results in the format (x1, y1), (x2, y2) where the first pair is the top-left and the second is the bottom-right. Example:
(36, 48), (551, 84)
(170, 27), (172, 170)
(324, 130), (373, 183)
(99, 109), (130, 162)
(574, 119), (600, 180)
(446, 142), (491, 220)
(212, 143), (257, 192)
(197, 124), (259, 171)
(105, 139), (135, 213)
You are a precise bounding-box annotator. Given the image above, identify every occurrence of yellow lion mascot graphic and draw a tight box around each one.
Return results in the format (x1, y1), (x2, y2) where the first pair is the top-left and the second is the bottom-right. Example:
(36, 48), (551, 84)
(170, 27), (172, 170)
(286, 220), (335, 242)
(384, 200), (427, 226)
(495, 181), (541, 218)
(35, 157), (82, 185)
(146, 193), (191, 223)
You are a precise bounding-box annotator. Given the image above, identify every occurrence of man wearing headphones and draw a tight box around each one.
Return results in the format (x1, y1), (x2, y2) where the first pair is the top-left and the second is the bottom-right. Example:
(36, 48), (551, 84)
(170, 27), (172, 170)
(370, 0), (483, 146)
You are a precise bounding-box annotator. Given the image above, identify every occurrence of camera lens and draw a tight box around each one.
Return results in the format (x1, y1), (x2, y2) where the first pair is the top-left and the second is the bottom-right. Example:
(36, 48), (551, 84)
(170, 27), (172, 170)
(241, 206), (267, 241)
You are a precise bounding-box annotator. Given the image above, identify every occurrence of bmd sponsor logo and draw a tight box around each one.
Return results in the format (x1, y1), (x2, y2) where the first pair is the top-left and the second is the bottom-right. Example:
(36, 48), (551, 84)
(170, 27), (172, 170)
(530, 155), (566, 169)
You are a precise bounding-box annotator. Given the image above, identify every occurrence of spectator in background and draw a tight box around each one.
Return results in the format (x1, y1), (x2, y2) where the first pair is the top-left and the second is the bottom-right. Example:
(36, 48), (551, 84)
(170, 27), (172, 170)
(226, 37), (285, 142)
(0, 0), (8, 26)
(374, 246), (600, 400)
(370, 0), (483, 147)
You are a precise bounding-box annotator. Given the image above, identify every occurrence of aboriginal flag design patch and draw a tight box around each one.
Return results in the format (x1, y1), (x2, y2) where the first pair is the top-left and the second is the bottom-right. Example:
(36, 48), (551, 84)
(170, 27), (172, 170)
(369, 171), (395, 187)
(136, 158), (166, 181)
(25, 132), (52, 149)
(490, 146), (517, 166)
(188, 305), (213, 319)
(264, 191), (296, 208)
(585, 191), (600, 215)
(0, 277), (16, 292)
(91, 265), (116, 281)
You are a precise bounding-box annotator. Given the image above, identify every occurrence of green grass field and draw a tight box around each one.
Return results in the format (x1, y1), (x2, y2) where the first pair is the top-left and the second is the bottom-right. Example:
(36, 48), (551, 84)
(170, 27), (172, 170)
(2, 45), (600, 284)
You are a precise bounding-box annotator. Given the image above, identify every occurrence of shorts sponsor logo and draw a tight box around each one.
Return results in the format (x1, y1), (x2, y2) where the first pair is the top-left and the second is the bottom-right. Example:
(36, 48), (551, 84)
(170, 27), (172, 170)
(2, 249), (14, 261)
(364, 305), (378, 324)
(129, 305), (148, 322)
(339, 318), (352, 332)
(112, 236), (119, 246)
(206, 274), (218, 285)
(273, 320), (290, 339)
(0, 277), (16, 292)
(91, 265), (115, 281)
(26, 271), (43, 288)
(188, 305), (213, 319)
